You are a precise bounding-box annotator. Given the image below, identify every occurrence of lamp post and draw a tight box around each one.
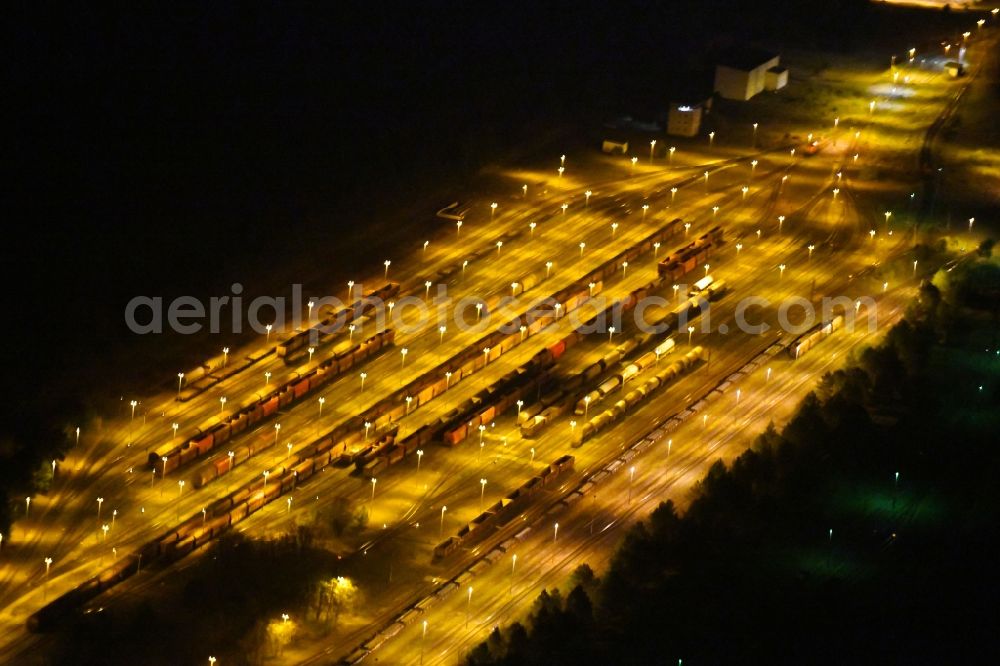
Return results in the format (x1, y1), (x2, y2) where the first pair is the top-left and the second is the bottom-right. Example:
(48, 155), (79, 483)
(708, 131), (715, 147)
(585, 190), (592, 206)
(383, 260), (391, 280)
(264, 371), (271, 386)
(96, 496), (103, 521)
(360, 372), (367, 391)
(177, 372), (184, 398)
(416, 449), (424, 472)
(669, 146), (675, 165)
(370, 477), (377, 504)
(479, 478), (487, 513)
(440, 506), (447, 539)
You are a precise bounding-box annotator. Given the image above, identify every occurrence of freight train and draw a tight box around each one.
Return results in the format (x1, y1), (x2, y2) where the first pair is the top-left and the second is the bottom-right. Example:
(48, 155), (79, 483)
(656, 226), (725, 281)
(432, 455), (575, 560)
(789, 314), (844, 359)
(276, 282), (400, 360)
(149, 329), (395, 476)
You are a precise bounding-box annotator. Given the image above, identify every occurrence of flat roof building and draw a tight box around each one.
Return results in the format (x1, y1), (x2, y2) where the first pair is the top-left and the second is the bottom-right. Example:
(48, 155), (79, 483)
(714, 47), (780, 101)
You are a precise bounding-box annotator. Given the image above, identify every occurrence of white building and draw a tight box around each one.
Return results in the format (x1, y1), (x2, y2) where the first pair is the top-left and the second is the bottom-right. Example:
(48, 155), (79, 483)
(714, 48), (780, 101)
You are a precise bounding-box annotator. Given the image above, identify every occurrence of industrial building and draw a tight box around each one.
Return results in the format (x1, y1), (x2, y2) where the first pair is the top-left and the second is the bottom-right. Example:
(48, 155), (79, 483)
(714, 47), (781, 101)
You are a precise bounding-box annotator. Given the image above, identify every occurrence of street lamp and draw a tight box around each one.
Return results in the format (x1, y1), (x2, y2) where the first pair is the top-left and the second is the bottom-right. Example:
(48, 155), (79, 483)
(264, 371), (271, 386)
(177, 372), (184, 397)
(172, 422), (179, 440)
(779, 264), (786, 279)
(438, 326), (446, 344)
(383, 259), (391, 279)
(611, 222), (619, 238)
(516, 399), (524, 417)
(360, 372), (367, 391)
(585, 190), (592, 206)
(649, 139), (656, 162)
(669, 146), (676, 165)
(778, 215), (785, 234)
(440, 506), (447, 539)
(752, 122), (758, 146)
(579, 241), (586, 257)
(712, 205), (719, 220)
(584, 395), (591, 418)
(490, 202), (498, 219)
(370, 477), (377, 503)
(274, 423), (281, 445)
(608, 326), (615, 342)
(687, 325), (695, 346)
(219, 396), (227, 414)
(558, 165), (565, 177)
(496, 240), (503, 257)
(969, 217), (975, 233)
(561, 202), (568, 216)
(741, 185), (749, 201)
(708, 131), (715, 147)
(222, 347), (229, 368)
(553, 522), (559, 542)
(545, 261), (553, 278)
(808, 244), (815, 260)
(265, 323), (272, 341)
(400, 347), (408, 369)
(177, 480), (185, 497)
(479, 478), (487, 513)
(307, 347), (315, 363)
(416, 449), (424, 472)
(653, 242), (661, 259)
(529, 221), (536, 236)
(630, 156), (638, 174)
(628, 465), (636, 504)
(456, 220), (462, 236)
(97, 496), (103, 520)
(736, 242), (743, 258)
(670, 187), (677, 205)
